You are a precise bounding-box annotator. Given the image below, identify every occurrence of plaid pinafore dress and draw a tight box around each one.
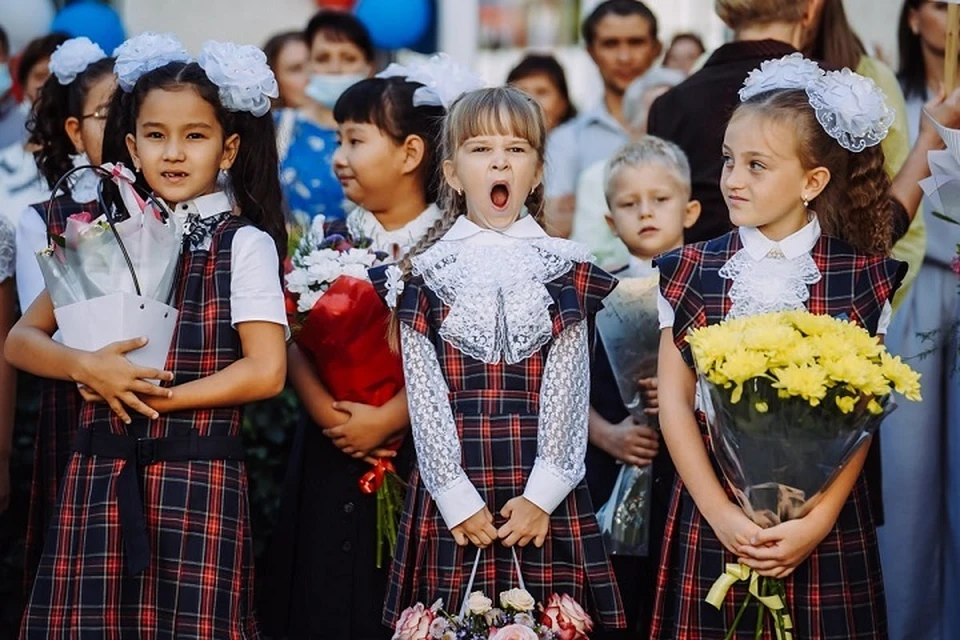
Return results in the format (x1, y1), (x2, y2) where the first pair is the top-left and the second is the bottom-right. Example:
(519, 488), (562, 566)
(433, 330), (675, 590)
(21, 216), (260, 639)
(650, 232), (906, 640)
(372, 260), (627, 632)
(22, 196), (98, 596)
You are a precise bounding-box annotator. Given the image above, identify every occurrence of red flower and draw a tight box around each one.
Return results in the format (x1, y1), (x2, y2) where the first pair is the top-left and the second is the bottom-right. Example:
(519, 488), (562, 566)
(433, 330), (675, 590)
(68, 212), (93, 224)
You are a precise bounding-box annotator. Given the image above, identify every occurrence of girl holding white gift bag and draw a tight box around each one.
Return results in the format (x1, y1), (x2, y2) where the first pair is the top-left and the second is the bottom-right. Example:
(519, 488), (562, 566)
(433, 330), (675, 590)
(7, 35), (288, 638)
(14, 36), (117, 597)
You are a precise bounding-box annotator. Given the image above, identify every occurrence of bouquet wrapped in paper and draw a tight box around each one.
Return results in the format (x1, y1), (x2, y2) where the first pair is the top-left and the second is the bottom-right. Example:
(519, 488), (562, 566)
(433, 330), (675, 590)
(689, 311), (921, 640)
(593, 274), (661, 557)
(36, 163), (181, 370)
(284, 215), (404, 567)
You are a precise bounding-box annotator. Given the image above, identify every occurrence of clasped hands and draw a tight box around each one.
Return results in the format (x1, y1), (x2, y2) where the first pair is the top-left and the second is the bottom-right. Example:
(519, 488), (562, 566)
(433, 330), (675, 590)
(451, 498), (549, 550)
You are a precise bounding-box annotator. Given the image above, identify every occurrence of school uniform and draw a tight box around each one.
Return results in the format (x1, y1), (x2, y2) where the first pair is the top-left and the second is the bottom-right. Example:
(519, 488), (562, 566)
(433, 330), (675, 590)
(20, 192), (287, 638)
(371, 216), (626, 632)
(649, 220), (904, 639)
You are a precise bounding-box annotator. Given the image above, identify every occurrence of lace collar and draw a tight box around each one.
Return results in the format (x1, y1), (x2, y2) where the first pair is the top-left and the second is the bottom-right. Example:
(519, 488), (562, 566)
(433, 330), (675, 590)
(412, 215), (594, 364)
(67, 154), (100, 204)
(347, 203), (441, 258)
(721, 218), (823, 319)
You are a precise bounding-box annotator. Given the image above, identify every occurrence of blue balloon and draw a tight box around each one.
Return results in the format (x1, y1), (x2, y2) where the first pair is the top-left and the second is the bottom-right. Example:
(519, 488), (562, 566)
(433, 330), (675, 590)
(354, 0), (432, 51)
(51, 1), (126, 55)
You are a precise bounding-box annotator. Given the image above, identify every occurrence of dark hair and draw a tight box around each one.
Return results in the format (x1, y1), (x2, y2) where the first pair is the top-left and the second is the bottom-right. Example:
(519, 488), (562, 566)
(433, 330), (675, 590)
(506, 54), (577, 125)
(897, 0), (926, 100)
(582, 0), (659, 46)
(665, 32), (705, 60)
(28, 57), (115, 190)
(0, 25), (9, 58)
(333, 76), (445, 203)
(263, 30), (306, 107)
(17, 32), (70, 87)
(305, 10), (375, 62)
(103, 61), (287, 259)
(733, 89), (892, 255)
(805, 0), (867, 72)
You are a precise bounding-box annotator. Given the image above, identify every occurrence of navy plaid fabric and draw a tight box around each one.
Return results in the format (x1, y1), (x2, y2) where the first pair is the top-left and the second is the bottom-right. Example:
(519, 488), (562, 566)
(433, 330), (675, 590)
(650, 231), (904, 639)
(375, 261), (627, 631)
(21, 217), (262, 639)
(22, 197), (97, 597)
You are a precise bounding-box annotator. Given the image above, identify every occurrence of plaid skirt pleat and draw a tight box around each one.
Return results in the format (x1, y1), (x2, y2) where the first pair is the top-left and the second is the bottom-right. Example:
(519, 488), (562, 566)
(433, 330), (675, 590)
(383, 391), (625, 631)
(650, 438), (887, 639)
(20, 217), (260, 639)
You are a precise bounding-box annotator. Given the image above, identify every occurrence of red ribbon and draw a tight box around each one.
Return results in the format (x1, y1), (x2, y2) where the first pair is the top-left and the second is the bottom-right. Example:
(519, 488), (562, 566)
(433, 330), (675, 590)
(359, 458), (397, 495)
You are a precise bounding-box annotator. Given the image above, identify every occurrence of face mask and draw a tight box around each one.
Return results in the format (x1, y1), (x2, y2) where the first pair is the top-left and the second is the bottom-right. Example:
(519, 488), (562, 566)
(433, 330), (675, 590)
(305, 73), (366, 109)
(0, 66), (11, 97)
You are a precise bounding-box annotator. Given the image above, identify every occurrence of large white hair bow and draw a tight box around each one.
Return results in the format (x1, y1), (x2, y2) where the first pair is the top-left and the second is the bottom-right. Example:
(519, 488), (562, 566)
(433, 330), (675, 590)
(198, 41), (279, 117)
(49, 37), (108, 85)
(377, 53), (486, 109)
(114, 32), (191, 92)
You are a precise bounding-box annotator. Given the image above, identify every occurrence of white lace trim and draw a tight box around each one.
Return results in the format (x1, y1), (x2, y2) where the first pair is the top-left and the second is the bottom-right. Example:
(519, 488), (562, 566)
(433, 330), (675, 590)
(719, 248), (822, 319)
(346, 203), (441, 260)
(412, 236), (594, 364)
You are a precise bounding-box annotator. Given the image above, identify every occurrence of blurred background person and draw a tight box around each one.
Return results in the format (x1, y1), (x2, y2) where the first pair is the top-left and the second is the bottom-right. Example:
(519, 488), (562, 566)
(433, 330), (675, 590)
(264, 30), (310, 110)
(0, 25), (23, 149)
(662, 31), (705, 75)
(506, 52), (577, 134)
(276, 10), (375, 226)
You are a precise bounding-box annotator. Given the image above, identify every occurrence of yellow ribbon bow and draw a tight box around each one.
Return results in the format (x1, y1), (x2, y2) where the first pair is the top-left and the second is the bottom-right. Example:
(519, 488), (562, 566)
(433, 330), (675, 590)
(706, 563), (794, 640)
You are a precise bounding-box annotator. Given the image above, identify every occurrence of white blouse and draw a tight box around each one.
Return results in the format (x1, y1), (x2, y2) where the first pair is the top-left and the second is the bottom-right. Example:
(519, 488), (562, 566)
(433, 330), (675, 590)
(399, 215), (595, 528)
(347, 203), (442, 260)
(657, 220), (892, 333)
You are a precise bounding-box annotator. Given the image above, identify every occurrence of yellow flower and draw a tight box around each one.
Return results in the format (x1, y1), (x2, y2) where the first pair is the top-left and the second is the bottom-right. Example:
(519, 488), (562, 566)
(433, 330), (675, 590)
(783, 311), (841, 337)
(754, 401), (769, 413)
(689, 326), (729, 375)
(879, 352), (922, 402)
(835, 395), (858, 414)
(867, 399), (885, 415)
(771, 363), (828, 406)
(718, 351), (769, 403)
(821, 354), (888, 396)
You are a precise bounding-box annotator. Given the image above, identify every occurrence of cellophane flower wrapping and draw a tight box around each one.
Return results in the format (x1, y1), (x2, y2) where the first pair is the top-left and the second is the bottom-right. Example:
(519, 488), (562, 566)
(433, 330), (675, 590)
(593, 275), (661, 556)
(688, 310), (921, 638)
(284, 215), (406, 567)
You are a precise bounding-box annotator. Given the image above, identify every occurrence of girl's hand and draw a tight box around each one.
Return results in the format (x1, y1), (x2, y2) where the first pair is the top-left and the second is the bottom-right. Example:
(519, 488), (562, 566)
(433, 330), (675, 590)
(638, 376), (659, 417)
(736, 515), (832, 579)
(704, 501), (763, 557)
(497, 497), (549, 548)
(596, 416), (660, 467)
(451, 506), (498, 548)
(322, 401), (394, 457)
(78, 337), (174, 424)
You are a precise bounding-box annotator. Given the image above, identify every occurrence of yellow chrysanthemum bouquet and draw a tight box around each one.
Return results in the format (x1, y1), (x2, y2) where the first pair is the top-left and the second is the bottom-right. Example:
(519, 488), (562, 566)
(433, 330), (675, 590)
(689, 310), (921, 640)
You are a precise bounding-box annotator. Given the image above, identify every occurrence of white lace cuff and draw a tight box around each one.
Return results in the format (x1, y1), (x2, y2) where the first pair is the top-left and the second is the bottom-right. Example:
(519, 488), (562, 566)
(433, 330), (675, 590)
(523, 459), (576, 514)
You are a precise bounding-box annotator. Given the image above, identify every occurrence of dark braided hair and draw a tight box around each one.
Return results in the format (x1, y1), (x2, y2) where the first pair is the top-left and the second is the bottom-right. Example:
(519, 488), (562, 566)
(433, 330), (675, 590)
(28, 56), (116, 191)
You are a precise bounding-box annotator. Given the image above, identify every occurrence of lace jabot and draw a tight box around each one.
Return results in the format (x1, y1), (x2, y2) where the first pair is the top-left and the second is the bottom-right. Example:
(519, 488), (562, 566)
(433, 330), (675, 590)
(412, 216), (595, 364)
(720, 218), (823, 319)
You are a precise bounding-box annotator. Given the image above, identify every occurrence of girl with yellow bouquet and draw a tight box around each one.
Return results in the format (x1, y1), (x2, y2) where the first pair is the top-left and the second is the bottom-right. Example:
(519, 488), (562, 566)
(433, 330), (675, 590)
(651, 54), (906, 639)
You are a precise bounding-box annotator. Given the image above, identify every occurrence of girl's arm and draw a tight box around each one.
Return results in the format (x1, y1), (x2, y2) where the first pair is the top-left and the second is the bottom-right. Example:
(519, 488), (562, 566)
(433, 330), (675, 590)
(145, 320), (286, 413)
(325, 390), (409, 458)
(287, 343), (349, 428)
(0, 279), (16, 513)
(657, 330), (762, 554)
(6, 291), (174, 423)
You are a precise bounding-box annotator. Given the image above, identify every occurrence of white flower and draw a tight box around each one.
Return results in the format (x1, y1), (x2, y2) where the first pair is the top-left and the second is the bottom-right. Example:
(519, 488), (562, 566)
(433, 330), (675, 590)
(306, 259), (342, 285)
(309, 214), (326, 238)
(466, 591), (493, 615)
(377, 53), (486, 109)
(341, 248), (378, 266)
(114, 32), (191, 92)
(739, 53), (824, 102)
(807, 68), (895, 152)
(341, 262), (371, 281)
(513, 613), (536, 628)
(284, 267), (313, 294)
(297, 288), (324, 313)
(49, 37), (107, 85)
(384, 265), (405, 309)
(499, 588), (536, 612)
(198, 41), (278, 117)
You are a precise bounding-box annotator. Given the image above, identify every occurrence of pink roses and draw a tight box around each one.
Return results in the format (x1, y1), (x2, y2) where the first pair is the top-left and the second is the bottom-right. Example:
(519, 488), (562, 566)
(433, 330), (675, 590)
(541, 594), (593, 640)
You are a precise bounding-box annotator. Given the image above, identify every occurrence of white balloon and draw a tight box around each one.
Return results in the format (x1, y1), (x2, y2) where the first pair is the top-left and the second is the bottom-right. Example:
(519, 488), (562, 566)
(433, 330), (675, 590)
(0, 0), (57, 54)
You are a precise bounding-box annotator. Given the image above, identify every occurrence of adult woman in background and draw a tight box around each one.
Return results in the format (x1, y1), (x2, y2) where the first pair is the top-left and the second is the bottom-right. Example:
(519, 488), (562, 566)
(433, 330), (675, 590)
(276, 10), (374, 226)
(506, 53), (577, 134)
(263, 31), (309, 109)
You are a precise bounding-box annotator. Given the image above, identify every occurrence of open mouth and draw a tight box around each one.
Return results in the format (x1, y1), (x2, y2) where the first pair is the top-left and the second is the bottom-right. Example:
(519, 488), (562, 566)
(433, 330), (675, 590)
(490, 182), (510, 211)
(162, 171), (189, 183)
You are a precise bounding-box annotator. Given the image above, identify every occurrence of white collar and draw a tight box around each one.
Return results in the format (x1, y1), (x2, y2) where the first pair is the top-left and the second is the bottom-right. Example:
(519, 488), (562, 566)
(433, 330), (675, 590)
(167, 191), (232, 219)
(348, 203), (441, 251)
(442, 214), (547, 242)
(739, 216), (821, 261)
(625, 255), (656, 278)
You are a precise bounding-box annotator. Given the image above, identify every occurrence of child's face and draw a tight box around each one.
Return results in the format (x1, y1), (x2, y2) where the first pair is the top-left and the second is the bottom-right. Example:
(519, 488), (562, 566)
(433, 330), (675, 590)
(126, 87), (239, 204)
(721, 113), (829, 240)
(606, 163), (698, 259)
(65, 73), (116, 166)
(443, 133), (541, 229)
(333, 120), (414, 211)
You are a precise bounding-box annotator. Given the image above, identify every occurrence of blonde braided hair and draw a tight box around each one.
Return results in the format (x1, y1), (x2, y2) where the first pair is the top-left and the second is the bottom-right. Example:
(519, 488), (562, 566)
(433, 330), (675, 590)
(387, 86), (548, 349)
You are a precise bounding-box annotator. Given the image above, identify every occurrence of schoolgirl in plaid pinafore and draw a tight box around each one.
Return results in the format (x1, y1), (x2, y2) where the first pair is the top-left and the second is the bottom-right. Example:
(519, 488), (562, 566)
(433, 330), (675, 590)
(650, 231), (906, 640)
(22, 196), (97, 596)
(371, 222), (627, 632)
(21, 215), (260, 639)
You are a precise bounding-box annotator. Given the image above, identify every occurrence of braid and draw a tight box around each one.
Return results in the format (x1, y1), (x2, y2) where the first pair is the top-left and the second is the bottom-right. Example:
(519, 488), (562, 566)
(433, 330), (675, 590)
(525, 183), (546, 228)
(842, 146), (892, 255)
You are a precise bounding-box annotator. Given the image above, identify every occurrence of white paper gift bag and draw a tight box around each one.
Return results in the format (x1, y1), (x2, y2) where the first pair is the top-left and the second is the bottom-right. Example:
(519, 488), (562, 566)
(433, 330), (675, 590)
(54, 292), (178, 371)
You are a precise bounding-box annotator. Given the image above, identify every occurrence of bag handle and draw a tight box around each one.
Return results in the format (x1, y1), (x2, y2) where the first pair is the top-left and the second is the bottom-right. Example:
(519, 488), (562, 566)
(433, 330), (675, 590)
(458, 546), (526, 617)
